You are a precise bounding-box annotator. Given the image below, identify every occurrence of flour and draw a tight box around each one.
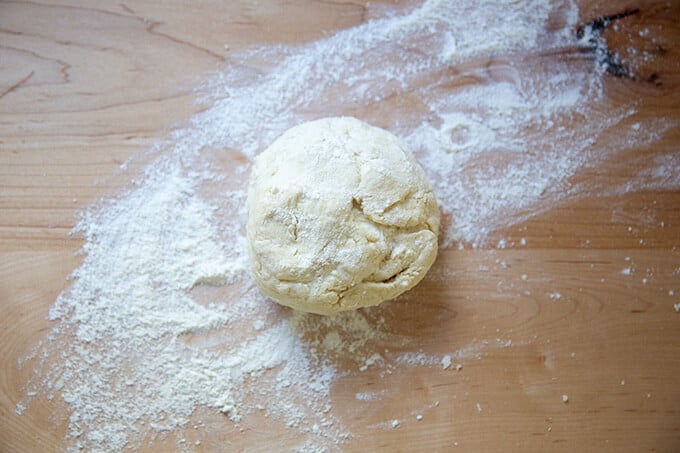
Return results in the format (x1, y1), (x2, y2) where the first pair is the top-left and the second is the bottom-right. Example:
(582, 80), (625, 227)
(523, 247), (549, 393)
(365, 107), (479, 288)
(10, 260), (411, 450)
(441, 355), (452, 369)
(17, 0), (678, 451)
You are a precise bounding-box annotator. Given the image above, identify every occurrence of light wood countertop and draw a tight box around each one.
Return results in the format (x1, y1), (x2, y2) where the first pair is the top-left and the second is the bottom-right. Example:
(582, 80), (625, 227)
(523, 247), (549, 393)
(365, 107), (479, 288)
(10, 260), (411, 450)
(2, 1), (679, 451)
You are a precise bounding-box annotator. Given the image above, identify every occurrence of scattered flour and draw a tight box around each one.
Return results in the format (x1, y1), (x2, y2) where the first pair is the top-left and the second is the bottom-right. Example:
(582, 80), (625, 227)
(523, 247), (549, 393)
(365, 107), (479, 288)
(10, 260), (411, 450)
(16, 0), (678, 451)
(441, 355), (452, 369)
(355, 391), (386, 402)
(359, 353), (386, 372)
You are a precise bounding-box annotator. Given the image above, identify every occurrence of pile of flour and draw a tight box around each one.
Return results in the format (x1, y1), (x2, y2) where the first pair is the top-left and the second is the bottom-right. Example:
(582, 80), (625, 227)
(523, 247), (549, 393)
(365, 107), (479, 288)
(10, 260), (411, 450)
(17, 0), (677, 451)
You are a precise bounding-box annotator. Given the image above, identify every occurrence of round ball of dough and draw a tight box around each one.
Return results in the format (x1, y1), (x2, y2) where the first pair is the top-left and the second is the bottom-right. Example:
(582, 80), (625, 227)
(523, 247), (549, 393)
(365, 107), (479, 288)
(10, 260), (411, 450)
(247, 117), (439, 315)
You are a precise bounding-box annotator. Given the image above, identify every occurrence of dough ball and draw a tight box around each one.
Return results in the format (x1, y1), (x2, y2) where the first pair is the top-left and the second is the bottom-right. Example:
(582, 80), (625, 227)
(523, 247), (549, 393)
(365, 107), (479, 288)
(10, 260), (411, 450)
(246, 117), (439, 315)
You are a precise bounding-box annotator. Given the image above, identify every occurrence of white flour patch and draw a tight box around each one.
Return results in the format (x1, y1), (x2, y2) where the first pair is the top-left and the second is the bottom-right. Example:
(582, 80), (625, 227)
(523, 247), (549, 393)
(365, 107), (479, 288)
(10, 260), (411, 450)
(355, 390), (386, 401)
(17, 0), (678, 451)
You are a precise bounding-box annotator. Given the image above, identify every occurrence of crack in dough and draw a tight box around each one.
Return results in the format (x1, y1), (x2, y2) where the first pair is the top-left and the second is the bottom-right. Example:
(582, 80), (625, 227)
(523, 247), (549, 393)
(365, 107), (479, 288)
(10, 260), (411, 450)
(247, 117), (440, 315)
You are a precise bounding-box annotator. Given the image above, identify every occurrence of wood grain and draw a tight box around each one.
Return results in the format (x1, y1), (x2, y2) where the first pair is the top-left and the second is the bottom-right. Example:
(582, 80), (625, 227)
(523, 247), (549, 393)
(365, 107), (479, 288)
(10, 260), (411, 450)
(1, 0), (679, 451)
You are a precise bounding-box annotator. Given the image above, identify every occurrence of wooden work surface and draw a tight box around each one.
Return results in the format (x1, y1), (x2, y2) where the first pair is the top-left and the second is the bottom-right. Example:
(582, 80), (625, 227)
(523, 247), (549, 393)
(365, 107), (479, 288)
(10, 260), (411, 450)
(1, 1), (679, 451)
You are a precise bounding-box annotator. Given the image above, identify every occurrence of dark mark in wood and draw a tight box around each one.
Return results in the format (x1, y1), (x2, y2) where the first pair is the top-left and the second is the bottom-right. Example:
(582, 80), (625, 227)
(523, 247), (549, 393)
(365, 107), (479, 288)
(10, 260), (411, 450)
(576, 9), (639, 80)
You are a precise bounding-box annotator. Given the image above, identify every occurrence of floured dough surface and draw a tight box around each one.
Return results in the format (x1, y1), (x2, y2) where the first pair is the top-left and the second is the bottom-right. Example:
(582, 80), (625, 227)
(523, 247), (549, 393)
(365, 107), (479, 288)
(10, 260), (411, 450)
(247, 117), (439, 315)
